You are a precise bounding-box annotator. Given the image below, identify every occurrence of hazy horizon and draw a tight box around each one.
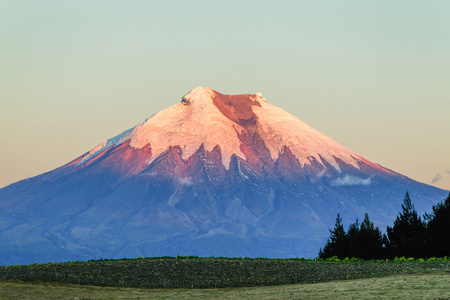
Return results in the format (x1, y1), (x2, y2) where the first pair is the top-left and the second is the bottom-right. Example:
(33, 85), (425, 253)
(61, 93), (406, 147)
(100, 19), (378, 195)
(1, 1), (449, 191)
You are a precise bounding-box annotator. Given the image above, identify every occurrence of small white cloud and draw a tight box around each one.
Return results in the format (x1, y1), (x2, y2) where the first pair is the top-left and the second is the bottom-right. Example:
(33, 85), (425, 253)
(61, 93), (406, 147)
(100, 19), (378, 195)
(431, 173), (443, 184)
(331, 175), (371, 187)
(177, 177), (194, 187)
(316, 169), (326, 178)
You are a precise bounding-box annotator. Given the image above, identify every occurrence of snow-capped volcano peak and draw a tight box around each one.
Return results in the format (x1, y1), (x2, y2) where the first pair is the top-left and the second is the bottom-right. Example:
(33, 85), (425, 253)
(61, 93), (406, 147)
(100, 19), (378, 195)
(181, 86), (212, 104)
(128, 87), (248, 168)
(78, 87), (387, 173)
(2, 86), (446, 266)
(79, 87), (248, 168)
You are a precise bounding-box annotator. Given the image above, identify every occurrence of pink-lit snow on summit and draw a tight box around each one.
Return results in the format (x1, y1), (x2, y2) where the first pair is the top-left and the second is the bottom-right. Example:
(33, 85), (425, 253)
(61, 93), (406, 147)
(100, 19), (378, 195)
(78, 87), (389, 173)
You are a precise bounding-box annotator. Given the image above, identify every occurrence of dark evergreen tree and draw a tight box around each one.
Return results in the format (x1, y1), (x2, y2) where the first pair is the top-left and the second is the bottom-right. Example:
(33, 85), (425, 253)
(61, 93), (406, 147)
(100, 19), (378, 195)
(424, 192), (450, 257)
(381, 233), (391, 259)
(345, 218), (360, 258)
(319, 213), (386, 259)
(358, 213), (385, 259)
(387, 192), (426, 258)
(344, 214), (385, 259)
(319, 214), (346, 259)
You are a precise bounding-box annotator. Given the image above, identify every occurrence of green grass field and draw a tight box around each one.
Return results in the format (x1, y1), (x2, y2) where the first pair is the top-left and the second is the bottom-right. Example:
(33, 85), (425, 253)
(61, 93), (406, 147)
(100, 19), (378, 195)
(1, 272), (449, 299)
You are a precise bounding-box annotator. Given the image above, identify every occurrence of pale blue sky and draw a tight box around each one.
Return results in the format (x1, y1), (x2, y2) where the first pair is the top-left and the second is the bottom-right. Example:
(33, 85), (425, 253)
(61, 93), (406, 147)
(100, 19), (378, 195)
(1, 0), (449, 190)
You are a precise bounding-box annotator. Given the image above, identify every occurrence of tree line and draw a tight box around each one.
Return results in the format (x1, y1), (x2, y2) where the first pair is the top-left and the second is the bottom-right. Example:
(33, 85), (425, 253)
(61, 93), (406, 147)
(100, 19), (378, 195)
(319, 192), (450, 259)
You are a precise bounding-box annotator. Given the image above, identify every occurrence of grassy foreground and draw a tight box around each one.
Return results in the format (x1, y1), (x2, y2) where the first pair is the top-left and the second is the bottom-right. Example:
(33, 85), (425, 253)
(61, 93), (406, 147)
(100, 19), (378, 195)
(1, 272), (449, 299)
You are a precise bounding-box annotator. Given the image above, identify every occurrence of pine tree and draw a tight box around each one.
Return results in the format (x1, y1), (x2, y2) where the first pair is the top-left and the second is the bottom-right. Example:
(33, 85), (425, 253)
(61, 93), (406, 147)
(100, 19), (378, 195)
(424, 192), (450, 257)
(387, 192), (426, 258)
(358, 213), (385, 259)
(319, 214), (346, 259)
(346, 218), (360, 258)
(319, 213), (386, 259)
(345, 214), (385, 259)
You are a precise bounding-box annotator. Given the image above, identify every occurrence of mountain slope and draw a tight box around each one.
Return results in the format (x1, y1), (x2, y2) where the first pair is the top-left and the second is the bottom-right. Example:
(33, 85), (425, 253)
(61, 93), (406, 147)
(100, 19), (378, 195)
(0, 87), (447, 265)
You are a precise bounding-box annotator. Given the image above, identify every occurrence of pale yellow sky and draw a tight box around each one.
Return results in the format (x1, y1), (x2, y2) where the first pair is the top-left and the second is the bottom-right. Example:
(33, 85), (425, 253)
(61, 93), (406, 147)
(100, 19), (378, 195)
(1, 1), (449, 192)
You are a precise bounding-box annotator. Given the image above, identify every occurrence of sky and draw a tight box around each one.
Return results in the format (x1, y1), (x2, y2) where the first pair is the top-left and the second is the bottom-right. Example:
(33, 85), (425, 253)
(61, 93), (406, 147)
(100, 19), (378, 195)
(1, 0), (449, 191)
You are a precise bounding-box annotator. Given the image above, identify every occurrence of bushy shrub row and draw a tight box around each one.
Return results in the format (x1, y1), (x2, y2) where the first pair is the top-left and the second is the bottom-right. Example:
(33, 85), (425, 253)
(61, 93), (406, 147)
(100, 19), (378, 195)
(1, 257), (448, 288)
(322, 256), (450, 262)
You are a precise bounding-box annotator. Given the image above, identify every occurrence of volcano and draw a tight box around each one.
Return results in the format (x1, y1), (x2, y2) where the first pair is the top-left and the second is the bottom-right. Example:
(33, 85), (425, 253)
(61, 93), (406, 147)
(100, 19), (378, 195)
(0, 87), (447, 265)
